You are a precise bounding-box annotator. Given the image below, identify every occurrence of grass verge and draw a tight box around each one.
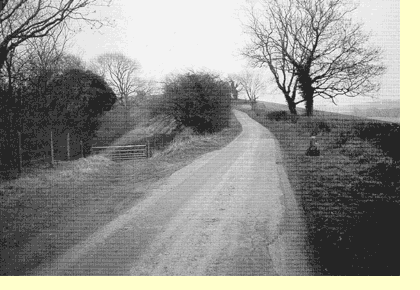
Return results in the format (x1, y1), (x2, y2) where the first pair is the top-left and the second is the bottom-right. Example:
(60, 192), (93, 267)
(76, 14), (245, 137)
(0, 111), (242, 275)
(235, 101), (400, 276)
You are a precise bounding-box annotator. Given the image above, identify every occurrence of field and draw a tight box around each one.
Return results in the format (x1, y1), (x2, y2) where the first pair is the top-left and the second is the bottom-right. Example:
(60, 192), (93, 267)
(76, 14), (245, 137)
(235, 100), (400, 275)
(0, 97), (400, 275)
(0, 106), (242, 275)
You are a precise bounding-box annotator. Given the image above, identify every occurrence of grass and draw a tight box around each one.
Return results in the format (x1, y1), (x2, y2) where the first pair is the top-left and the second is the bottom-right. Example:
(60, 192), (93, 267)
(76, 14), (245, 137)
(91, 98), (154, 148)
(0, 110), (242, 275)
(235, 100), (400, 276)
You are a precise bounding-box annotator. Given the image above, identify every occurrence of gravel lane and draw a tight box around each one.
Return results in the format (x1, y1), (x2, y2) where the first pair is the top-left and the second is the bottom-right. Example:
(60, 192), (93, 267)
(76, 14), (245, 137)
(34, 110), (311, 276)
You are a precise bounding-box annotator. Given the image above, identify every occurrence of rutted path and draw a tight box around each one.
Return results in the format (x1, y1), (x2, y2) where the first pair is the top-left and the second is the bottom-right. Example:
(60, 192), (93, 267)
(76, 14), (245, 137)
(34, 110), (311, 276)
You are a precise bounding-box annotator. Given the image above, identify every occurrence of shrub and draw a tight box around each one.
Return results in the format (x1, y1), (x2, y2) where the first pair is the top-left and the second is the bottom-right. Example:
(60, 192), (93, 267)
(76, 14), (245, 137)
(316, 121), (331, 133)
(151, 72), (231, 133)
(354, 121), (400, 161)
(266, 110), (289, 121)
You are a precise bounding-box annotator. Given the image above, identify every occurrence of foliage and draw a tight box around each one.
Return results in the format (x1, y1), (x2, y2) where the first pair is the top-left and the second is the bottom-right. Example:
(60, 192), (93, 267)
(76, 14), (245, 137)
(266, 110), (289, 121)
(0, 0), (111, 177)
(152, 72), (232, 134)
(46, 68), (117, 140)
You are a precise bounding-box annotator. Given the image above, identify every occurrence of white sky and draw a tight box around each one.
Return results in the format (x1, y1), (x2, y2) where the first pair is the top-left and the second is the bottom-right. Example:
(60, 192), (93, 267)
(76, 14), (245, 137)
(70, 0), (399, 108)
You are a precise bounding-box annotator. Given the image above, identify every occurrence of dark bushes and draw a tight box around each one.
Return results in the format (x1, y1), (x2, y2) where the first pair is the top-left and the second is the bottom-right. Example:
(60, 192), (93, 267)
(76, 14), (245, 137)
(238, 106), (400, 275)
(151, 72), (231, 134)
(266, 110), (288, 121)
(332, 121), (399, 161)
(354, 121), (400, 161)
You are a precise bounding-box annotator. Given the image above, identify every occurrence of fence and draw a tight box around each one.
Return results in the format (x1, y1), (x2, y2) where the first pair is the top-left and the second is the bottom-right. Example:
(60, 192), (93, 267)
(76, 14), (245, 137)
(1, 130), (154, 178)
(91, 143), (150, 161)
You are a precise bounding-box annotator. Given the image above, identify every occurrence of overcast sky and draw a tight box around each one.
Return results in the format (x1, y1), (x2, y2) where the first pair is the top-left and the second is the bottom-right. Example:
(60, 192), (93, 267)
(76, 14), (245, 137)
(70, 0), (399, 108)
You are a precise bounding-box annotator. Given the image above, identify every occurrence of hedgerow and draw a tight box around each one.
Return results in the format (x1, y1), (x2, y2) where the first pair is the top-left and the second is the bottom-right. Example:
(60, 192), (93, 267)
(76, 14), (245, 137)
(151, 72), (231, 133)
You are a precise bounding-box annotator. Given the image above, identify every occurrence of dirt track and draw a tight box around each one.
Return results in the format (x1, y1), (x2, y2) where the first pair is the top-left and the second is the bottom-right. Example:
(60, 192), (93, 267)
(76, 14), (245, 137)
(33, 110), (311, 276)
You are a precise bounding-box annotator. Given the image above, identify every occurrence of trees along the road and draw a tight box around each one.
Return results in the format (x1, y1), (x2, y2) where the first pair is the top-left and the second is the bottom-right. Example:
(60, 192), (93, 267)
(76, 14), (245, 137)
(233, 69), (267, 111)
(90, 53), (150, 128)
(0, 0), (111, 178)
(45, 69), (117, 157)
(242, 0), (385, 116)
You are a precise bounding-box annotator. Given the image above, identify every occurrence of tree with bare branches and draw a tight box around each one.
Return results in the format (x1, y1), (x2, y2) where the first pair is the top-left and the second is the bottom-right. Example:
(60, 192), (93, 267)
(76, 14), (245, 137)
(234, 69), (266, 110)
(242, 0), (385, 116)
(91, 53), (141, 107)
(227, 77), (241, 100)
(0, 0), (111, 178)
(0, 0), (111, 70)
(91, 52), (145, 126)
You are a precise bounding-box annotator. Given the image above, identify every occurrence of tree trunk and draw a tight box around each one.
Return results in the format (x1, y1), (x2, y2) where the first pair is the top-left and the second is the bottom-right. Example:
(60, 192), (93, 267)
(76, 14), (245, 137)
(297, 71), (315, 117)
(285, 97), (297, 115)
(1, 127), (20, 179)
(0, 43), (8, 71)
(50, 130), (54, 167)
(124, 104), (130, 129)
(1, 119), (20, 179)
(0, 89), (20, 179)
(305, 96), (314, 116)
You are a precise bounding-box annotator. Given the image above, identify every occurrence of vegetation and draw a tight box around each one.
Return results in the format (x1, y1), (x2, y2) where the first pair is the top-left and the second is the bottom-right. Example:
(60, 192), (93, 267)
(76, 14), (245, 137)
(242, 0), (385, 116)
(0, 110), (242, 275)
(231, 69), (266, 110)
(89, 52), (155, 124)
(0, 0), (113, 178)
(46, 68), (117, 156)
(0, 0), (111, 69)
(236, 101), (399, 275)
(151, 71), (231, 134)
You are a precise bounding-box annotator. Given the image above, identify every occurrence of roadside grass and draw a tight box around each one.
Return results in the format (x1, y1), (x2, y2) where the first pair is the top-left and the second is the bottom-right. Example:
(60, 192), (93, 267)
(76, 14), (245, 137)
(235, 101), (400, 276)
(91, 98), (154, 148)
(0, 111), (242, 275)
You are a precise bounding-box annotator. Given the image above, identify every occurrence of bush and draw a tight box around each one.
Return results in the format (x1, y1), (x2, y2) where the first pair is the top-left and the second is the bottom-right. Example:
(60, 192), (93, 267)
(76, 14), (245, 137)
(151, 72), (231, 134)
(354, 121), (400, 161)
(266, 110), (288, 121)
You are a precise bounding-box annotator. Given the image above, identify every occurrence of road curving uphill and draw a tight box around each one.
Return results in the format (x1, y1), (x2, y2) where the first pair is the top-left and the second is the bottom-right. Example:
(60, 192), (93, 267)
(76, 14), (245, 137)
(34, 110), (312, 276)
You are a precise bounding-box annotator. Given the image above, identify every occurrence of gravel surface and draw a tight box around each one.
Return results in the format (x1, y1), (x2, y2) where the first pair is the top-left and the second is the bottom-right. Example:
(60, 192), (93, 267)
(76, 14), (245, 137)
(34, 110), (311, 276)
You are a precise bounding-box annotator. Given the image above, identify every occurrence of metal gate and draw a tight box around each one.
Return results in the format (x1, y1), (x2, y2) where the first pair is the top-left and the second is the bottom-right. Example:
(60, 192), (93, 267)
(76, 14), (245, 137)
(91, 143), (150, 161)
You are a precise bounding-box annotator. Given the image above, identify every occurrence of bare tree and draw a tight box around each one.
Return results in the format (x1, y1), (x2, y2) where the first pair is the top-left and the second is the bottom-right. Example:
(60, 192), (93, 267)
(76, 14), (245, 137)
(227, 76), (241, 100)
(242, 0), (385, 116)
(91, 52), (142, 107)
(242, 1), (301, 114)
(0, 0), (111, 178)
(0, 0), (111, 71)
(134, 76), (158, 98)
(90, 52), (148, 126)
(234, 69), (266, 110)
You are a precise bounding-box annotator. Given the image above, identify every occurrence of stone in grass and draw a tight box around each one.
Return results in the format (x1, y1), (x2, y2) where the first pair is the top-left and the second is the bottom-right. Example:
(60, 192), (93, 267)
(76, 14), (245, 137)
(306, 136), (320, 156)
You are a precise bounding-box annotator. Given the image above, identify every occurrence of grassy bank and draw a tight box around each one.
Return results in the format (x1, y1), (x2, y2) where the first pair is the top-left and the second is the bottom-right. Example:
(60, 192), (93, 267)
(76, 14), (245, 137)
(0, 111), (242, 275)
(235, 101), (400, 276)
(91, 98), (153, 148)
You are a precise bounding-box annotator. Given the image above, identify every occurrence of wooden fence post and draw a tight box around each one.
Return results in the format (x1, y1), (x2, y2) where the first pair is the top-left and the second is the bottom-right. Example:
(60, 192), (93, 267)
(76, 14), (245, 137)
(67, 132), (70, 161)
(80, 140), (84, 158)
(18, 131), (22, 173)
(50, 131), (54, 167)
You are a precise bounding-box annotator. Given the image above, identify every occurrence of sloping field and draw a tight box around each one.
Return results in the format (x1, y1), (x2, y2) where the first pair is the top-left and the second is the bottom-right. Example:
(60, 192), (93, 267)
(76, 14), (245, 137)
(0, 110), (242, 275)
(235, 100), (400, 275)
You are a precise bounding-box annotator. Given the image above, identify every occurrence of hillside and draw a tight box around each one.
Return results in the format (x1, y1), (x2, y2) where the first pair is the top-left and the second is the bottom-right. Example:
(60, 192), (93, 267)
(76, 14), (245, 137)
(0, 100), (242, 275)
(235, 100), (400, 275)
